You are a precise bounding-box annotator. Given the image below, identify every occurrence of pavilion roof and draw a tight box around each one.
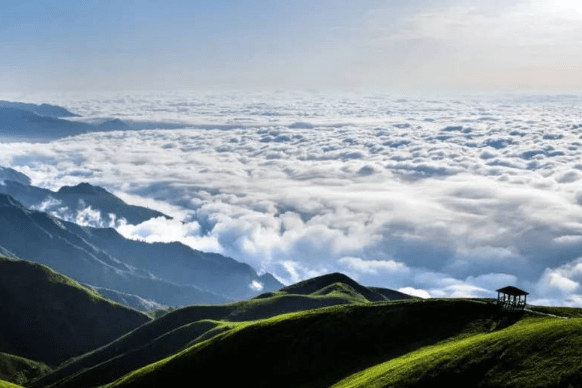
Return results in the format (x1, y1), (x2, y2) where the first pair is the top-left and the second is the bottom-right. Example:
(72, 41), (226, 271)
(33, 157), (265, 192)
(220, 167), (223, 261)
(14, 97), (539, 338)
(496, 286), (529, 296)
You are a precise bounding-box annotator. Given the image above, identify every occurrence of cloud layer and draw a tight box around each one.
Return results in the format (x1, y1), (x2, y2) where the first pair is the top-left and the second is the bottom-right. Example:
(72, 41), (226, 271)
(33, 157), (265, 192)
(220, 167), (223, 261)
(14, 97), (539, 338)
(1, 91), (582, 304)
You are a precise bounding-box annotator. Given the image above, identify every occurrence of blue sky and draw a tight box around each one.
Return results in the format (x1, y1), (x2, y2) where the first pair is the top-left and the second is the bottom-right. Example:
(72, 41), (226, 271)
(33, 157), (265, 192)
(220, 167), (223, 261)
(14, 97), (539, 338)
(2, 0), (582, 92)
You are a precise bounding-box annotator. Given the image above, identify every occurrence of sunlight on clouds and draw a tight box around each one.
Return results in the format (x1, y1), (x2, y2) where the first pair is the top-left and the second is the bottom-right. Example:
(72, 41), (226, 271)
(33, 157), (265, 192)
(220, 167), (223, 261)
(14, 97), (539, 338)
(117, 217), (222, 253)
(398, 287), (431, 299)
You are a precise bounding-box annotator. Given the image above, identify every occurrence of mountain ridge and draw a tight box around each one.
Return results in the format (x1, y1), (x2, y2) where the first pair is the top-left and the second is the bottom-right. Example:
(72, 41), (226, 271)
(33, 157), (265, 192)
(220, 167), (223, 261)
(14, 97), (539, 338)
(0, 192), (282, 309)
(31, 271), (414, 388)
(0, 255), (150, 366)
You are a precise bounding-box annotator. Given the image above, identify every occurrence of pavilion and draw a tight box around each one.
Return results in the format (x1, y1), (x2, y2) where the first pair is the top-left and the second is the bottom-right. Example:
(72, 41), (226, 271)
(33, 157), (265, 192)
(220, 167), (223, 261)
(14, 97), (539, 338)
(496, 286), (528, 312)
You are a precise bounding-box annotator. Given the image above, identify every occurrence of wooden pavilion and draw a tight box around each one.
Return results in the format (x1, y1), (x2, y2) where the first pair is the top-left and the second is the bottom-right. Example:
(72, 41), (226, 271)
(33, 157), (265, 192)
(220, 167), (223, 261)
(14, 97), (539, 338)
(496, 286), (528, 312)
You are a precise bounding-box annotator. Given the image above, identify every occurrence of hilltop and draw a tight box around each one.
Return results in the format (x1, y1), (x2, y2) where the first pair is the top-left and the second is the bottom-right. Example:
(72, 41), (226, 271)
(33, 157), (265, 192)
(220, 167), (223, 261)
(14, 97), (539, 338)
(31, 271), (413, 388)
(3, 254), (581, 388)
(97, 300), (582, 388)
(0, 255), (150, 366)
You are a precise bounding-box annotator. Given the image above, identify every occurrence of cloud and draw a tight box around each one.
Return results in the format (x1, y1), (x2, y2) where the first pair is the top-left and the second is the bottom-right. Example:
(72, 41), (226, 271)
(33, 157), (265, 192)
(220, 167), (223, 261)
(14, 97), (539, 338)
(339, 257), (409, 275)
(398, 287), (430, 299)
(362, 0), (582, 90)
(2, 91), (582, 304)
(249, 280), (264, 291)
(535, 259), (582, 300)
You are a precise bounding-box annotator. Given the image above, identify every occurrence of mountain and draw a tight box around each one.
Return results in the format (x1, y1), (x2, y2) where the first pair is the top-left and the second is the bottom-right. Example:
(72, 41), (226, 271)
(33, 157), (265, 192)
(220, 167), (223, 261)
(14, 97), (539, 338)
(0, 101), (78, 118)
(0, 100), (196, 141)
(0, 193), (282, 308)
(50, 299), (581, 388)
(0, 172), (167, 225)
(0, 352), (50, 386)
(95, 118), (133, 131)
(0, 193), (228, 307)
(79, 226), (282, 300)
(77, 299), (506, 388)
(264, 272), (414, 302)
(56, 182), (168, 225)
(85, 286), (167, 312)
(0, 168), (30, 186)
(0, 255), (150, 366)
(17, 269), (582, 388)
(0, 107), (93, 140)
(31, 272), (413, 388)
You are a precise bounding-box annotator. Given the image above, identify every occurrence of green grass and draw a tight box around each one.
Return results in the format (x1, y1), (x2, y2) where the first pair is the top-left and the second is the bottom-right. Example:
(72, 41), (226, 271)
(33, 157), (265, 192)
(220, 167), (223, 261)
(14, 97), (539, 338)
(0, 352), (50, 386)
(331, 317), (582, 388)
(32, 292), (362, 388)
(101, 299), (508, 388)
(38, 320), (238, 388)
(0, 378), (24, 388)
(528, 305), (582, 318)
(0, 255), (150, 366)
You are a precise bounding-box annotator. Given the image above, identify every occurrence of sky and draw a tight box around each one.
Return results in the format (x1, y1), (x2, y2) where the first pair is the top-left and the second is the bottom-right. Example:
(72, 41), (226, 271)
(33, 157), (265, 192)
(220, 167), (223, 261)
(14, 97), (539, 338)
(2, 0), (582, 93)
(1, 1), (582, 305)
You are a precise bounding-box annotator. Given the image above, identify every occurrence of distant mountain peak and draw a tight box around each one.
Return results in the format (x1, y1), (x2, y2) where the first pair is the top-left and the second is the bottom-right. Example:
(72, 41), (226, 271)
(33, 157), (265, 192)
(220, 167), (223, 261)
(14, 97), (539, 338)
(0, 100), (78, 118)
(96, 118), (132, 131)
(57, 182), (112, 196)
(279, 272), (359, 295)
(0, 167), (31, 186)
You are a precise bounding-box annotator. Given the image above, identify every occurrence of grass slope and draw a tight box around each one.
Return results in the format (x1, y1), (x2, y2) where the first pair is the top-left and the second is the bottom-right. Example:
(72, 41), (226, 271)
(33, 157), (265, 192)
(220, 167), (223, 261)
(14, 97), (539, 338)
(0, 352), (50, 386)
(34, 291), (370, 388)
(0, 255), (151, 366)
(268, 272), (415, 302)
(0, 379), (23, 388)
(331, 316), (582, 388)
(102, 299), (504, 388)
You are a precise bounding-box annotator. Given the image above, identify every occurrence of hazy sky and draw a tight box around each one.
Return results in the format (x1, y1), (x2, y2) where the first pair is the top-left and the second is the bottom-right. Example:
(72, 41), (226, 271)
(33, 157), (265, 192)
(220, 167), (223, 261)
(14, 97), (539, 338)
(2, 0), (582, 92)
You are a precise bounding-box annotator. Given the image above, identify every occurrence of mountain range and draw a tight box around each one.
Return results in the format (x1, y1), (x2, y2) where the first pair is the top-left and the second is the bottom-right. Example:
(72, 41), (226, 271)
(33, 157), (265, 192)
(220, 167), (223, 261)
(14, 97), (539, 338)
(2, 255), (581, 388)
(0, 101), (188, 141)
(0, 167), (282, 310)
(0, 257), (415, 388)
(4, 100), (582, 387)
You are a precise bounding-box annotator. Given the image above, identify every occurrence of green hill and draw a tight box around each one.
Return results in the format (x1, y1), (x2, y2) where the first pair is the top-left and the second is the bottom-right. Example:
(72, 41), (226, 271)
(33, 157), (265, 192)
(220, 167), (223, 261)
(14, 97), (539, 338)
(0, 255), (151, 366)
(0, 378), (24, 388)
(268, 272), (414, 302)
(100, 299), (503, 388)
(33, 273), (411, 388)
(23, 268), (582, 388)
(331, 316), (582, 388)
(0, 352), (50, 386)
(91, 299), (582, 388)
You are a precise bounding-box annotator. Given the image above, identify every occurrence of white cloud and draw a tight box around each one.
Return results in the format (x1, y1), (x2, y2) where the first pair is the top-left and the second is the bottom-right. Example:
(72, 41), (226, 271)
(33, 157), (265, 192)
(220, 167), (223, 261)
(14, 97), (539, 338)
(339, 257), (409, 275)
(249, 280), (264, 291)
(536, 259), (582, 300)
(2, 91), (582, 304)
(398, 287), (431, 299)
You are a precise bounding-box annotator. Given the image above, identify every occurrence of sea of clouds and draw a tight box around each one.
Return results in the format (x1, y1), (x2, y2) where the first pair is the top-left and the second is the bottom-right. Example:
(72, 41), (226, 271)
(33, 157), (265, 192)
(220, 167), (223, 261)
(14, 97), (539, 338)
(1, 90), (582, 305)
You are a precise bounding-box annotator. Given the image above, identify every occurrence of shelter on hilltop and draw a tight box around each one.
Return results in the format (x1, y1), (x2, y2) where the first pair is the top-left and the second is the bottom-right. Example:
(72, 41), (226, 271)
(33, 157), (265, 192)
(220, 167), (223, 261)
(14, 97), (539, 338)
(496, 286), (528, 312)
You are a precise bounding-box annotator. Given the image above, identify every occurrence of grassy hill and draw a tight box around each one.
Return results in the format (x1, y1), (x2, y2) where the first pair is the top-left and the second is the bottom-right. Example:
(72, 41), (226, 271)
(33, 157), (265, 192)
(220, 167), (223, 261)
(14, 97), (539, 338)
(0, 255), (151, 366)
(331, 315), (582, 388)
(0, 378), (23, 388)
(33, 273), (412, 388)
(0, 352), (50, 386)
(87, 299), (580, 388)
(262, 272), (414, 302)
(18, 268), (582, 388)
(100, 299), (502, 388)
